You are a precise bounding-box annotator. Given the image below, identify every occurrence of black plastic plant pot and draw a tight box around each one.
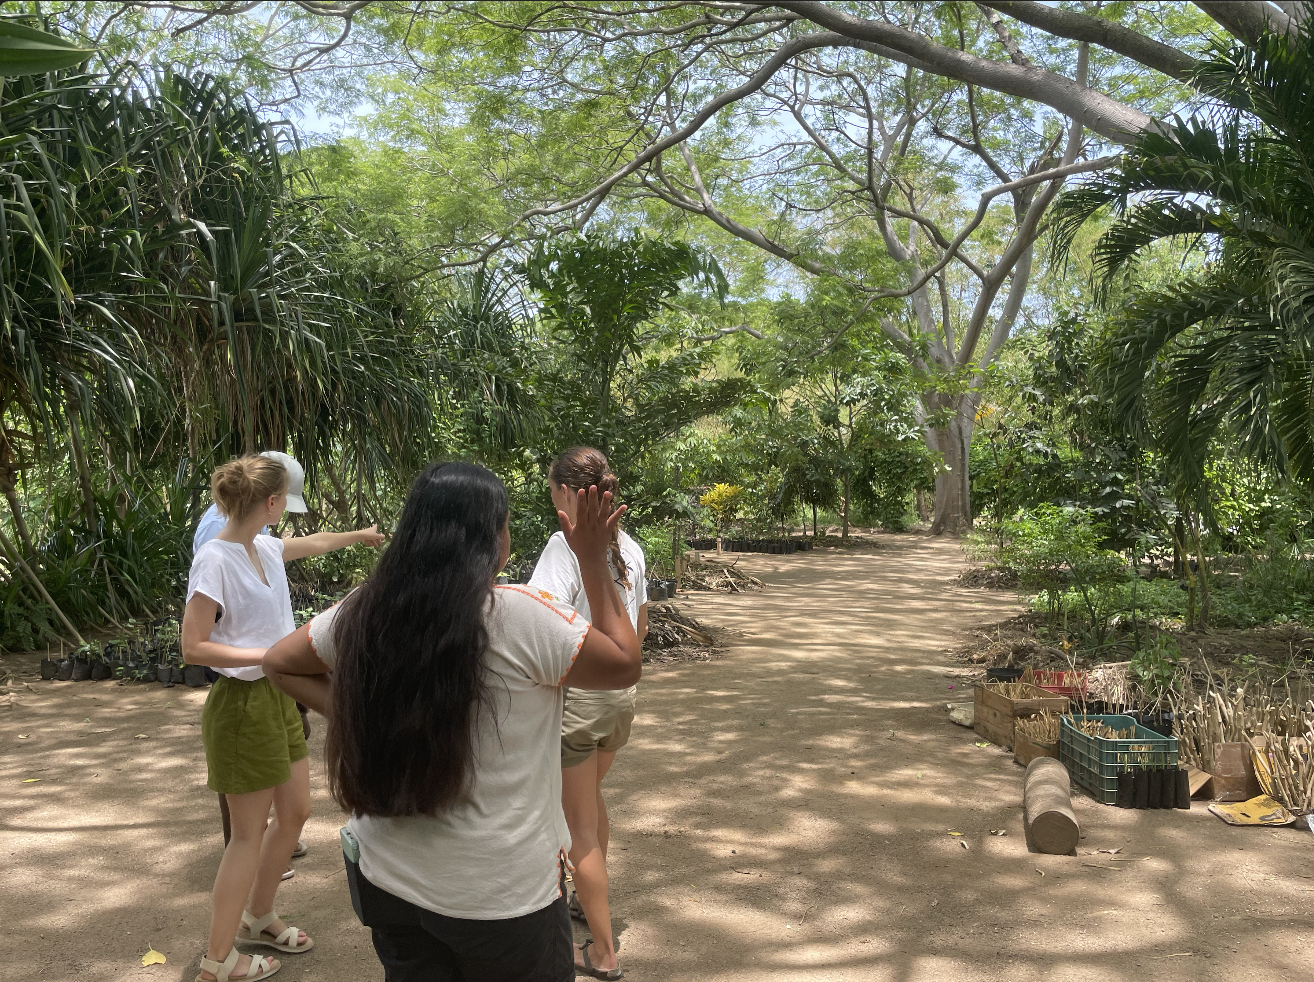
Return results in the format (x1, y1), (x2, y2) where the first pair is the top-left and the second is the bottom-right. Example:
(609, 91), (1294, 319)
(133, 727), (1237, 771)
(184, 664), (208, 687)
(1147, 769), (1163, 809)
(140, 664), (157, 683)
(158, 665), (173, 686)
(57, 658), (74, 681)
(1159, 769), (1177, 809)
(1116, 772), (1135, 808)
(71, 656), (92, 681)
(1175, 768), (1191, 809)
(985, 667), (1025, 684)
(90, 661), (112, 681)
(40, 658), (59, 680)
(171, 665), (186, 684)
(1133, 769), (1149, 809)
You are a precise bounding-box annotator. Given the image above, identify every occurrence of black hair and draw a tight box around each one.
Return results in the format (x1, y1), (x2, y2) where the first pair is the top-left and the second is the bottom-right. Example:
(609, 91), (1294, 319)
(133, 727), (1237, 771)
(325, 461), (508, 817)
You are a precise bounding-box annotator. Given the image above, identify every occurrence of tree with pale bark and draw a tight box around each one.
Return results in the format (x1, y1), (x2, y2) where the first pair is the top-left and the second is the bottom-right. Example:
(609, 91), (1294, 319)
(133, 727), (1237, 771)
(35, 1), (1312, 531)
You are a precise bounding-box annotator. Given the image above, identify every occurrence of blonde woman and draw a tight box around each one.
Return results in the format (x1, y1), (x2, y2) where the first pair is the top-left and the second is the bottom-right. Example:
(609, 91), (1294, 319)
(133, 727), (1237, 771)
(182, 454), (382, 982)
(529, 447), (646, 980)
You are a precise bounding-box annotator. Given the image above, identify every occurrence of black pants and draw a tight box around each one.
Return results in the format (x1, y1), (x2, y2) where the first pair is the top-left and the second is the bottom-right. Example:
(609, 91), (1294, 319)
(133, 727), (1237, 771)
(352, 862), (573, 982)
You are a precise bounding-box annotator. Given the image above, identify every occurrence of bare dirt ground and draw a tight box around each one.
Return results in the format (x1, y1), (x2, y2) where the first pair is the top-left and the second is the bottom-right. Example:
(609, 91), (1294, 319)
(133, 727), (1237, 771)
(3, 534), (1312, 981)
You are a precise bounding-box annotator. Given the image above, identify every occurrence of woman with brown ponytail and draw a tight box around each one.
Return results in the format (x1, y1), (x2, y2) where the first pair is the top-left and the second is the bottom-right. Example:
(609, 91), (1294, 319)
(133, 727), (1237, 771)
(182, 454), (383, 982)
(529, 447), (646, 980)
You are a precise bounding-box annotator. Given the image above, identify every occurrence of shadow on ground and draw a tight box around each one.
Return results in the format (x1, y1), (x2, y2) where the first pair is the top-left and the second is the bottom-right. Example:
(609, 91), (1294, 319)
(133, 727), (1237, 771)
(2, 535), (1311, 981)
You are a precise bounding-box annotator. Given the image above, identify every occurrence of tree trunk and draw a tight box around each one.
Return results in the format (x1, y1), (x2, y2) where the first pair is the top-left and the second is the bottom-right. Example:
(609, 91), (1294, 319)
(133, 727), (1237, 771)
(812, 502), (818, 538)
(0, 453), (38, 562)
(927, 392), (977, 536)
(2, 484), (37, 562)
(841, 472), (851, 538)
(0, 526), (84, 645)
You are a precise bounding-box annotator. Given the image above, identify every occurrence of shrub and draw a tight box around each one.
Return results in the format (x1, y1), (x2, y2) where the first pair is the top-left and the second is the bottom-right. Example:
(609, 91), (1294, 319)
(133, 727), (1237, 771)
(998, 504), (1129, 644)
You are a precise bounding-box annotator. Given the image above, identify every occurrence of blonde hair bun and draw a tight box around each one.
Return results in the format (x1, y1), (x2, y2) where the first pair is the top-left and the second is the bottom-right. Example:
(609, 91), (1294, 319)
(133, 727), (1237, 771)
(211, 454), (289, 521)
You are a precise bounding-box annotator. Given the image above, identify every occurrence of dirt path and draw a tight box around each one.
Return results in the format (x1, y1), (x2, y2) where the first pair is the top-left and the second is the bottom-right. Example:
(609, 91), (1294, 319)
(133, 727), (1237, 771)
(3, 535), (1312, 981)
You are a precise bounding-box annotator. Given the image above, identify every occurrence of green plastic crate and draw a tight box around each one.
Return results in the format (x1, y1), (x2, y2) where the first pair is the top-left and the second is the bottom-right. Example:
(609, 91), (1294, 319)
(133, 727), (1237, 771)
(1059, 714), (1179, 805)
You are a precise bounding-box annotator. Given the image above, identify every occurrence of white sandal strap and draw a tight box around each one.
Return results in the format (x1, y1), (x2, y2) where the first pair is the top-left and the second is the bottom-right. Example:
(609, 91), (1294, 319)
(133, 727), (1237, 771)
(273, 925), (300, 948)
(242, 909), (280, 937)
(200, 947), (241, 981)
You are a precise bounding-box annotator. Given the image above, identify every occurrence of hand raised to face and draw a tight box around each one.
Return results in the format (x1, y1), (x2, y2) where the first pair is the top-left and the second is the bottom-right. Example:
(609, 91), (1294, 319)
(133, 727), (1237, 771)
(556, 485), (625, 563)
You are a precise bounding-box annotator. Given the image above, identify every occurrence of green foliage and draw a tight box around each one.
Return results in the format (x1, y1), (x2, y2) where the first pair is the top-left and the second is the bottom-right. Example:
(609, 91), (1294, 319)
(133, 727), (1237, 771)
(1131, 634), (1181, 700)
(0, 62), (441, 644)
(1052, 22), (1314, 494)
(0, 16), (94, 73)
(994, 504), (1130, 644)
(521, 231), (729, 450)
(631, 522), (678, 580)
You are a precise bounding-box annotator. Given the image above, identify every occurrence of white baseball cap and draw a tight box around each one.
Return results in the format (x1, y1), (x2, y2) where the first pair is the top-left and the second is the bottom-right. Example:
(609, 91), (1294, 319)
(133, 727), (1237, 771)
(259, 451), (308, 512)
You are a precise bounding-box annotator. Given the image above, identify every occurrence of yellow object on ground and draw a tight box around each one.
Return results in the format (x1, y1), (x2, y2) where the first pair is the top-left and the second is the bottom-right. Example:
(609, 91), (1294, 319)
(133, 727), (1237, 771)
(1207, 795), (1295, 826)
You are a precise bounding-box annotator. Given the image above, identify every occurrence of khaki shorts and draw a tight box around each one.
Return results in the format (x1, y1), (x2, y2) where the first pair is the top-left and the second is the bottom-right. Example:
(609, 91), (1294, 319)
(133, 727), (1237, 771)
(201, 676), (308, 794)
(561, 686), (638, 769)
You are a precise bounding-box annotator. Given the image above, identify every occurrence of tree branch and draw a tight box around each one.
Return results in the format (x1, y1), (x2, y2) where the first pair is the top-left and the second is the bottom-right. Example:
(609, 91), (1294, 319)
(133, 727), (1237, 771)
(1194, 1), (1297, 45)
(772, 1), (1156, 142)
(979, 2), (1199, 80)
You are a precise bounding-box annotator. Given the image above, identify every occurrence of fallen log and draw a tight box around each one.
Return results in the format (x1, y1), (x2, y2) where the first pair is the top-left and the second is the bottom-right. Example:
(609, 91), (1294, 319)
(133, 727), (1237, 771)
(1024, 757), (1080, 855)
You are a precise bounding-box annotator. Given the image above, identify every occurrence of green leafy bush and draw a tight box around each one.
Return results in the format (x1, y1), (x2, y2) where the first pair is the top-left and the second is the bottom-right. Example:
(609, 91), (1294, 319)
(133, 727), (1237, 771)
(998, 504), (1129, 644)
(1131, 634), (1181, 700)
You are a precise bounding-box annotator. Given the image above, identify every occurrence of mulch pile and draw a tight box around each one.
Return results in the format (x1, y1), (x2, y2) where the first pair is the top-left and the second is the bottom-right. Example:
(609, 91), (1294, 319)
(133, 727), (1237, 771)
(643, 601), (721, 667)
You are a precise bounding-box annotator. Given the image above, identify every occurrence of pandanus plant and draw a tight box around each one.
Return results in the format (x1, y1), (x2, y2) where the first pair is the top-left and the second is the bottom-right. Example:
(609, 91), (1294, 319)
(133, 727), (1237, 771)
(1, 53), (438, 638)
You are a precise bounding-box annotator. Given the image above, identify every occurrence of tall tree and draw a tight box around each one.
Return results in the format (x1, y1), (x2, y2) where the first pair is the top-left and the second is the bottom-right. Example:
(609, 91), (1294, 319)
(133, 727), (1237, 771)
(33, 2), (1302, 531)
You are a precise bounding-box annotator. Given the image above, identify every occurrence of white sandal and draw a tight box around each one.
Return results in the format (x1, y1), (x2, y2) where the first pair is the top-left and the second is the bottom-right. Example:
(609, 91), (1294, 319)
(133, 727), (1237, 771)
(196, 947), (279, 982)
(237, 910), (314, 953)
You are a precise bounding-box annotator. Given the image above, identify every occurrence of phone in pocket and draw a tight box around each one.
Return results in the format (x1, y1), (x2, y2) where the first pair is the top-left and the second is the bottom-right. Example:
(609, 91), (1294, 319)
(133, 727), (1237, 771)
(340, 826), (361, 864)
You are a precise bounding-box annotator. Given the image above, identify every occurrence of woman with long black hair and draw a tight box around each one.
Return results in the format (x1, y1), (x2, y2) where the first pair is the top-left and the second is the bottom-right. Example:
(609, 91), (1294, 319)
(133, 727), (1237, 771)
(263, 462), (641, 982)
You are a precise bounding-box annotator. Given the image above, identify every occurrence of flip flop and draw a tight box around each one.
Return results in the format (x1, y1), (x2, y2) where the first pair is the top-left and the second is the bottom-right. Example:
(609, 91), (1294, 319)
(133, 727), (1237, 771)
(292, 840), (308, 858)
(576, 939), (623, 980)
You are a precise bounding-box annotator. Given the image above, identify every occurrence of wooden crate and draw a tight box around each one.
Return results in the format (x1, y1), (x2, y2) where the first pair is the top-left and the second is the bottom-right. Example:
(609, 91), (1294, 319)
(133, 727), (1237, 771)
(974, 683), (1070, 750)
(1013, 732), (1058, 767)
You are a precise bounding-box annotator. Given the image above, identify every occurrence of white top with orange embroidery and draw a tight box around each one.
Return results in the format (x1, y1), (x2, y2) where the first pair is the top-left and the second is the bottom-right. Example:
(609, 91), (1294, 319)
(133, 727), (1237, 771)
(307, 585), (590, 919)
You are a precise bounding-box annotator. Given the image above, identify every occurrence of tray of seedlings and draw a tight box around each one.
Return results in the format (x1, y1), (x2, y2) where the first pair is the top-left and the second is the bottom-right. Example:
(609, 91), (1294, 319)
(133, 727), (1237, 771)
(1013, 712), (1061, 766)
(974, 681), (1070, 750)
(1059, 714), (1184, 807)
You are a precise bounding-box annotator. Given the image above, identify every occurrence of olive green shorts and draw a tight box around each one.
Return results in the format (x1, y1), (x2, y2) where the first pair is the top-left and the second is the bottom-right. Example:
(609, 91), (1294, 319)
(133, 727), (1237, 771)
(561, 686), (638, 769)
(201, 676), (308, 795)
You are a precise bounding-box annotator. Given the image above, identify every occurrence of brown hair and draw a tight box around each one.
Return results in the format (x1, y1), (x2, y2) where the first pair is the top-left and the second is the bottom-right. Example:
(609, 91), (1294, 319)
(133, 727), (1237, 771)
(549, 447), (629, 590)
(211, 455), (288, 520)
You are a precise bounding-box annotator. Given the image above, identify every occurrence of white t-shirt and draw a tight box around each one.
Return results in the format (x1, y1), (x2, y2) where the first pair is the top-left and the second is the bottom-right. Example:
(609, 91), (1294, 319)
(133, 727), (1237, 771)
(186, 536), (295, 681)
(308, 584), (590, 919)
(192, 503), (269, 553)
(528, 529), (647, 629)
